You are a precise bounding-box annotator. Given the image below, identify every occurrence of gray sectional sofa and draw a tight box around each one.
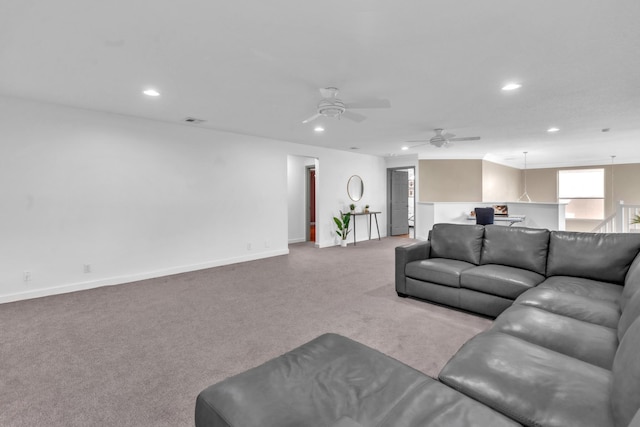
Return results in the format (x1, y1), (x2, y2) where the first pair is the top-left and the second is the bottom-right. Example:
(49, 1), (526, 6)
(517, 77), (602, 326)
(195, 224), (640, 427)
(395, 223), (640, 318)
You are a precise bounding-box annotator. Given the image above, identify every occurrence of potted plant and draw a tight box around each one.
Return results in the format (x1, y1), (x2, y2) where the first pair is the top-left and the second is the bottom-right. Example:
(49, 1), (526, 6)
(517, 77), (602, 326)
(333, 211), (351, 247)
(349, 203), (356, 214)
(632, 214), (640, 226)
(364, 204), (370, 213)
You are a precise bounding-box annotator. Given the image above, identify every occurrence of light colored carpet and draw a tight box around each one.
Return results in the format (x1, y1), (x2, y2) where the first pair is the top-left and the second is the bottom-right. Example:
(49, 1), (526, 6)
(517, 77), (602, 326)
(0, 237), (491, 426)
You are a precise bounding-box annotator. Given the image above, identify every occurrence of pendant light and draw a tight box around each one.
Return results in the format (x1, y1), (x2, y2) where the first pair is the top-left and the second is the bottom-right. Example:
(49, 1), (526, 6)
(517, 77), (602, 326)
(611, 155), (616, 214)
(518, 152), (532, 202)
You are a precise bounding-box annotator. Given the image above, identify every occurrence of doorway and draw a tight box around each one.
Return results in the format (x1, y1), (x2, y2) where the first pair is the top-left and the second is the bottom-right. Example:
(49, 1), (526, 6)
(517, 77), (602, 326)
(306, 166), (316, 242)
(286, 155), (318, 245)
(387, 167), (416, 238)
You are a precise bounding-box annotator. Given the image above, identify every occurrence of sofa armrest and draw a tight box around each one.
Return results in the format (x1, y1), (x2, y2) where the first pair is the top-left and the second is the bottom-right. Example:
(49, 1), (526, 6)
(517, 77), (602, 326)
(622, 253), (640, 310)
(396, 241), (431, 294)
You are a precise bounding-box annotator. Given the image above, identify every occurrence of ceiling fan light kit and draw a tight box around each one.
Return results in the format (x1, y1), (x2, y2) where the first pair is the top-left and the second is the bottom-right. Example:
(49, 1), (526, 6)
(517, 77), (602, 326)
(317, 98), (345, 118)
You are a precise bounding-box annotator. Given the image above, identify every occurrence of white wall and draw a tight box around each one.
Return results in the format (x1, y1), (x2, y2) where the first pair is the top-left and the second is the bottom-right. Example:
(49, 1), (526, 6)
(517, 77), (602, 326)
(313, 150), (387, 247)
(0, 96), (387, 302)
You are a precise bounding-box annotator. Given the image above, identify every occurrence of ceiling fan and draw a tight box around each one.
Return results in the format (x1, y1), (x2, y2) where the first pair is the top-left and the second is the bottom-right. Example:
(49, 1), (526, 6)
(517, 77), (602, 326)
(406, 128), (481, 148)
(302, 87), (391, 124)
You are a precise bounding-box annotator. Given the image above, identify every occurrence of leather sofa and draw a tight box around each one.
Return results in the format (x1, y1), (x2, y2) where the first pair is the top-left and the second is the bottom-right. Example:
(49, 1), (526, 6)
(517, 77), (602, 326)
(195, 224), (640, 426)
(395, 223), (640, 318)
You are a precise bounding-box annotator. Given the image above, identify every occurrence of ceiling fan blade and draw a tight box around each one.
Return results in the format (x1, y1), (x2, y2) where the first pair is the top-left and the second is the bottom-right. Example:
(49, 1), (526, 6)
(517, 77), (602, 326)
(449, 136), (481, 142)
(442, 132), (456, 139)
(345, 99), (391, 109)
(408, 142), (428, 148)
(405, 139), (429, 143)
(342, 110), (366, 122)
(302, 113), (321, 124)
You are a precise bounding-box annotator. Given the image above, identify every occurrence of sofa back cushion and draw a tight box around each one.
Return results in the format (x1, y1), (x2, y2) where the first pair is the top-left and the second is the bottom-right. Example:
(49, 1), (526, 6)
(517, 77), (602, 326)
(430, 223), (484, 265)
(547, 231), (640, 285)
(611, 317), (640, 427)
(480, 225), (549, 275)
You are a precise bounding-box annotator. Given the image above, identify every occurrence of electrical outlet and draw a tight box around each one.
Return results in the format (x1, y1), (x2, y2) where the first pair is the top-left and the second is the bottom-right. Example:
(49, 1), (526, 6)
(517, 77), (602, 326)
(83, 264), (91, 274)
(264, 240), (270, 248)
(247, 242), (252, 251)
(23, 271), (31, 282)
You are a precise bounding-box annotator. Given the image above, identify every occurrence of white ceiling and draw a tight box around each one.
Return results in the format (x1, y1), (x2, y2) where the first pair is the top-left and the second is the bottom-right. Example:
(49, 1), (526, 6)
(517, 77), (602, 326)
(2, 0), (639, 168)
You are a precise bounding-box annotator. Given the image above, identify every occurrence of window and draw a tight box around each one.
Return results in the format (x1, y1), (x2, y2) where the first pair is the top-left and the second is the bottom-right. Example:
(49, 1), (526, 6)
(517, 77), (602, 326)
(558, 169), (605, 220)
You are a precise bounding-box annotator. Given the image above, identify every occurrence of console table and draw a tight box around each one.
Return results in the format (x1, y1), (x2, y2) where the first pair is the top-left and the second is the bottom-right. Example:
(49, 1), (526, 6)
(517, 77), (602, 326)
(348, 211), (381, 245)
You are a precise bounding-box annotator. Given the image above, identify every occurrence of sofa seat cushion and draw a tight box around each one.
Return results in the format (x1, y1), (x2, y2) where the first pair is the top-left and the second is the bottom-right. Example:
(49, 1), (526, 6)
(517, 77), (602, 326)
(195, 333), (521, 427)
(490, 305), (618, 369)
(514, 287), (620, 328)
(480, 225), (549, 275)
(460, 265), (544, 300)
(439, 332), (614, 427)
(539, 276), (623, 303)
(406, 258), (475, 288)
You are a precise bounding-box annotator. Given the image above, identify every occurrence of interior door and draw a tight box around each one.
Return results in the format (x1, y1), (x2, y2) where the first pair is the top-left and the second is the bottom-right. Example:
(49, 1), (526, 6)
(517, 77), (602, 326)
(390, 170), (409, 235)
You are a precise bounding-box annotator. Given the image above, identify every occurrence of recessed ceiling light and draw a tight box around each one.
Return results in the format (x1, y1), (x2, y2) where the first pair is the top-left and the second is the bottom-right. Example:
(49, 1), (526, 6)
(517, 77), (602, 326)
(401, 146), (409, 151)
(143, 89), (160, 97)
(314, 126), (325, 132)
(501, 83), (522, 91)
(547, 127), (560, 133)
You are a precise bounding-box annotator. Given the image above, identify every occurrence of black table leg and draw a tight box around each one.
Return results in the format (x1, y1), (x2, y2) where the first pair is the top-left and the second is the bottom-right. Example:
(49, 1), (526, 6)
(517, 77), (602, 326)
(352, 213), (356, 246)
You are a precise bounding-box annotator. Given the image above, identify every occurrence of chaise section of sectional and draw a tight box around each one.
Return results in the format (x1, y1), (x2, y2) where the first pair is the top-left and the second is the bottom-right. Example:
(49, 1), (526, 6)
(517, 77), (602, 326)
(195, 333), (522, 427)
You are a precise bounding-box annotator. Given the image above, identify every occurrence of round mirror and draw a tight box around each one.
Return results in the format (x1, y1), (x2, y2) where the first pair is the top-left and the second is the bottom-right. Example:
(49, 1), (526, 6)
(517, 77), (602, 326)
(347, 175), (364, 201)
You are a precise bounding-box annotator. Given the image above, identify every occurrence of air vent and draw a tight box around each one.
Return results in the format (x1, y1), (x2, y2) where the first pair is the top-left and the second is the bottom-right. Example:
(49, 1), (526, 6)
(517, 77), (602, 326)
(183, 117), (206, 124)
(350, 147), (360, 150)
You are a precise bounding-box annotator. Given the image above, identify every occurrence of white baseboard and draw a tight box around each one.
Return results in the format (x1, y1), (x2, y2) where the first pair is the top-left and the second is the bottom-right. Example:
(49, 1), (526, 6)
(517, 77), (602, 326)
(288, 237), (307, 244)
(0, 248), (289, 304)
